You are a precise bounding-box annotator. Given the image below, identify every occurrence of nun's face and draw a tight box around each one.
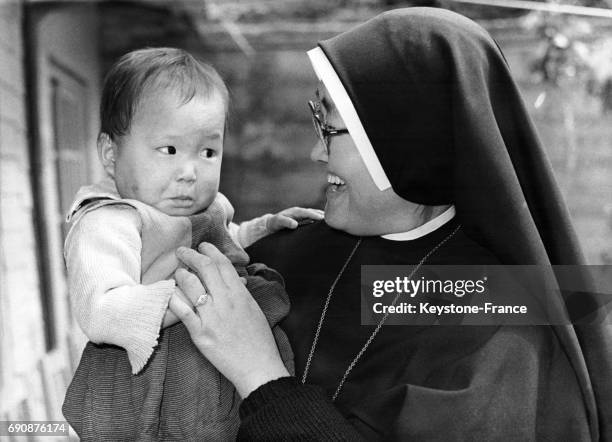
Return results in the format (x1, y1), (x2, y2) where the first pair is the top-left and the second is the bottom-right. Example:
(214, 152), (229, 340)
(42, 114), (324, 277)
(310, 89), (415, 235)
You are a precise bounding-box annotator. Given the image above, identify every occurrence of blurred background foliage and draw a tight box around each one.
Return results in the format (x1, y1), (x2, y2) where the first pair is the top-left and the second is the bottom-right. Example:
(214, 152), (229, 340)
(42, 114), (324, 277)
(3, 0), (610, 425)
(96, 0), (612, 263)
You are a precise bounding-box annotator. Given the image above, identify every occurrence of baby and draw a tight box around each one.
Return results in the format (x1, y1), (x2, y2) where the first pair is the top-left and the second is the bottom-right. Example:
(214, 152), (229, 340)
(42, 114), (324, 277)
(62, 48), (319, 441)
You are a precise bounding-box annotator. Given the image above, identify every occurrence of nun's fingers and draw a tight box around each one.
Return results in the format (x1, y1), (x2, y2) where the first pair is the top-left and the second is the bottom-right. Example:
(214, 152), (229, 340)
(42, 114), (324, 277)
(176, 247), (229, 306)
(168, 293), (201, 332)
(174, 285), (191, 306)
(175, 268), (213, 312)
(197, 242), (246, 293)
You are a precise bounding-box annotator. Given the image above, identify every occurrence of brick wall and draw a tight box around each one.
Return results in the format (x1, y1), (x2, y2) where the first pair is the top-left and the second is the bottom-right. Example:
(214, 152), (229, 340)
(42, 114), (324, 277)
(0, 0), (50, 420)
(0, 3), (102, 428)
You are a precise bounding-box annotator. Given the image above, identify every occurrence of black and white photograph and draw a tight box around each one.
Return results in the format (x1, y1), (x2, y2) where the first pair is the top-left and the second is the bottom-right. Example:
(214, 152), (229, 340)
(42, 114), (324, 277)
(1, 0), (611, 440)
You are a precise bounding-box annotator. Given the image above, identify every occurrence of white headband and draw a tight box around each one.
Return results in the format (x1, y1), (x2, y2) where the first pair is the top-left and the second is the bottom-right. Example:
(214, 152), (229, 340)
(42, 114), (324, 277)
(307, 47), (391, 191)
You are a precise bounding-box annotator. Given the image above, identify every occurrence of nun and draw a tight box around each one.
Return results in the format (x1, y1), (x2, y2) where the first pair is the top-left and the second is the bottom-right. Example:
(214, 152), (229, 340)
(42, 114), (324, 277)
(170, 8), (611, 440)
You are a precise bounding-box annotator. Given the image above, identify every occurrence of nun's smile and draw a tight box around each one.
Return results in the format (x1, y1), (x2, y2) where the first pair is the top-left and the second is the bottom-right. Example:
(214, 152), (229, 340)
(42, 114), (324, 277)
(309, 85), (442, 236)
(326, 173), (346, 191)
(308, 89), (380, 235)
(310, 113), (416, 236)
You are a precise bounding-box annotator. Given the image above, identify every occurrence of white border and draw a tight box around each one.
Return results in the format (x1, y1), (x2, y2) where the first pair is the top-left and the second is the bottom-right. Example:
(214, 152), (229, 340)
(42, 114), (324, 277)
(307, 47), (392, 191)
(381, 205), (456, 241)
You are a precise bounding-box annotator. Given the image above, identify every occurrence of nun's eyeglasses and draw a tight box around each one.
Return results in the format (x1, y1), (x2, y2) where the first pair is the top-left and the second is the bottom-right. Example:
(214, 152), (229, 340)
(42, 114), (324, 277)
(308, 100), (349, 153)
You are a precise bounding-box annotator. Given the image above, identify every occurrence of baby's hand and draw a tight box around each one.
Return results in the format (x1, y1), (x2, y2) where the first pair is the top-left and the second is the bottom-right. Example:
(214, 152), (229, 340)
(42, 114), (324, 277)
(266, 207), (324, 232)
(232, 207), (324, 248)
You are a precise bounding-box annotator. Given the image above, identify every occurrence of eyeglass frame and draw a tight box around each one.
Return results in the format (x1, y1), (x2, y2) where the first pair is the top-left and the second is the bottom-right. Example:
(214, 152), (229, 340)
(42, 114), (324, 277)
(308, 100), (349, 153)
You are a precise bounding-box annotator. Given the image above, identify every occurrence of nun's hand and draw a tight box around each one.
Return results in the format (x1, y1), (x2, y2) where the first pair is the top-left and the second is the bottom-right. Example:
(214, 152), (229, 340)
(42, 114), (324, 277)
(170, 243), (290, 398)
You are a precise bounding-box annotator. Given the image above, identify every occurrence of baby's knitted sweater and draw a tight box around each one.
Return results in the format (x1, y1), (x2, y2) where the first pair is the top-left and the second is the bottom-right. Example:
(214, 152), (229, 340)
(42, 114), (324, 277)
(63, 179), (294, 441)
(64, 178), (272, 373)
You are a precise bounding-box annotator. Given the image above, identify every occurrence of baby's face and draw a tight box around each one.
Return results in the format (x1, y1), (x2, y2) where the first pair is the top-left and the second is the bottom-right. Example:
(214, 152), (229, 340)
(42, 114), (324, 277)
(112, 88), (225, 216)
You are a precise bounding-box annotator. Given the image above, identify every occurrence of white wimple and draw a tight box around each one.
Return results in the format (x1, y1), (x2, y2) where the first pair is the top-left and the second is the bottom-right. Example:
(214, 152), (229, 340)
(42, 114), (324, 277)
(308, 47), (392, 192)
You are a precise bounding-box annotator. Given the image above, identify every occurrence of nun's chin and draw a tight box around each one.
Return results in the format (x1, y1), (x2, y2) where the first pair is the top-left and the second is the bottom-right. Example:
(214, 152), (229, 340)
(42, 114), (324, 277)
(326, 182), (346, 195)
(323, 194), (345, 230)
(323, 212), (368, 236)
(323, 190), (359, 234)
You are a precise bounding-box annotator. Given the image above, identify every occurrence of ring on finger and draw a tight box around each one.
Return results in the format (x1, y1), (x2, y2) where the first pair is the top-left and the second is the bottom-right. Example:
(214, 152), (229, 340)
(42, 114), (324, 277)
(195, 291), (209, 307)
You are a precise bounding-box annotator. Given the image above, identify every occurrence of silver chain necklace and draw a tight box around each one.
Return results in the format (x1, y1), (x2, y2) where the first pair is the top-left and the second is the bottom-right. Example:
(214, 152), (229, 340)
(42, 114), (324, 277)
(301, 224), (462, 401)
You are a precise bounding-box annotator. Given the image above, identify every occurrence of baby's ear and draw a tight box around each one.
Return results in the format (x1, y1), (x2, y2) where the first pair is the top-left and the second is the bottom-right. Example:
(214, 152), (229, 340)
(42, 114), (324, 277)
(97, 133), (116, 177)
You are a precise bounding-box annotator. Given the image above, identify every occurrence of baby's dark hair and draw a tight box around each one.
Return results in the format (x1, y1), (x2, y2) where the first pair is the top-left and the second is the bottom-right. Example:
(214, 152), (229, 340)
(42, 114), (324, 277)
(100, 47), (229, 140)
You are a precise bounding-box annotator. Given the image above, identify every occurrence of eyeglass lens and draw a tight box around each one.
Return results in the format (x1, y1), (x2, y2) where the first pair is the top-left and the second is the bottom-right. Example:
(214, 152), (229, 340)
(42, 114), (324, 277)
(309, 101), (329, 151)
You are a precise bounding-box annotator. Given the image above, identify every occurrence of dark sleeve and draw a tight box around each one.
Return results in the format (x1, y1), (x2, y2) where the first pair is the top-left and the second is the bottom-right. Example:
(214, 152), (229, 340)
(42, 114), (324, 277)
(238, 377), (365, 441)
(242, 262), (295, 375)
(244, 262), (288, 327)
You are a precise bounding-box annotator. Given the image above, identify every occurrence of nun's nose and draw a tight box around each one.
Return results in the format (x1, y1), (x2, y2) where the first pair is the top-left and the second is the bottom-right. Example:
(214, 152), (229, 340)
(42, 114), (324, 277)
(310, 141), (328, 163)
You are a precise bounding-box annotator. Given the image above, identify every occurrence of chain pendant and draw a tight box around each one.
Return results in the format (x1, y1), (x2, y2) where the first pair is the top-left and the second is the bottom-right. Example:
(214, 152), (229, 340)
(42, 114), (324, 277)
(301, 225), (461, 402)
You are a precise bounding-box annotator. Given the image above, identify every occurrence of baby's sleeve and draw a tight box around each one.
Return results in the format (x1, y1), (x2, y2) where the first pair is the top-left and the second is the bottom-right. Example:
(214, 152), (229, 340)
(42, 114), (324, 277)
(64, 204), (176, 374)
(229, 215), (274, 249)
(245, 263), (295, 375)
(214, 191), (272, 249)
